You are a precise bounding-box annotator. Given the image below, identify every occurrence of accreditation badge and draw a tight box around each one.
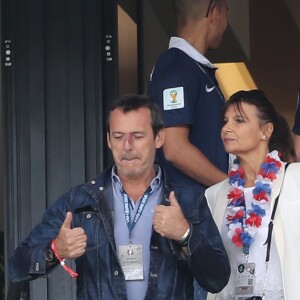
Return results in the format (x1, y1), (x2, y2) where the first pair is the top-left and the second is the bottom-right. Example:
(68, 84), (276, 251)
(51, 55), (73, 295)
(118, 245), (144, 281)
(235, 262), (256, 300)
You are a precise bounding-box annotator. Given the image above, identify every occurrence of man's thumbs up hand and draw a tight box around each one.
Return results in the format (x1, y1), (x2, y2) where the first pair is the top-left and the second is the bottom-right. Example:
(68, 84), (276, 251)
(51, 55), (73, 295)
(61, 211), (73, 229)
(55, 212), (87, 259)
(153, 191), (190, 241)
(169, 191), (180, 208)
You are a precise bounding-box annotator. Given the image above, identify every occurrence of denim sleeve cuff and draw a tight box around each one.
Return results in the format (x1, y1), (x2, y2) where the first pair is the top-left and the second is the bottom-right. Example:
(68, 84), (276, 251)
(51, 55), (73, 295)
(29, 247), (47, 275)
(28, 243), (58, 277)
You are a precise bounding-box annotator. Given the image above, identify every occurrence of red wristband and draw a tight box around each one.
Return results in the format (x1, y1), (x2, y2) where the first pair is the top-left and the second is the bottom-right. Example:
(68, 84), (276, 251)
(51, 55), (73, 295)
(51, 239), (78, 278)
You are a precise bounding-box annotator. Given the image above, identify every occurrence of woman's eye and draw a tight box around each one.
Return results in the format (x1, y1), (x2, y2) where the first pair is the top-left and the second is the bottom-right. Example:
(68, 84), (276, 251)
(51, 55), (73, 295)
(235, 117), (245, 123)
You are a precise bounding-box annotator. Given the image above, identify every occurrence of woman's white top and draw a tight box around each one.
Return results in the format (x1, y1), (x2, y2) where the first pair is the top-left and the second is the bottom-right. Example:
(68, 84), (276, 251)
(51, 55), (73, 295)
(216, 187), (285, 300)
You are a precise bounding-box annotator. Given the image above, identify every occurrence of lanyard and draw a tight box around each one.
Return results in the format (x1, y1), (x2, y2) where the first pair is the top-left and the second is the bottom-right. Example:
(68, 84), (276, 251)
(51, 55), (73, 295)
(261, 163), (289, 298)
(123, 187), (151, 244)
(241, 163), (289, 259)
(241, 209), (250, 257)
(264, 163), (289, 261)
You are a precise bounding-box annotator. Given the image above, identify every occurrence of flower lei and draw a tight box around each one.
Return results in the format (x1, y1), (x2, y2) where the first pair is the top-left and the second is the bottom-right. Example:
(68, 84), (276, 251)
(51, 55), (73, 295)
(226, 150), (282, 254)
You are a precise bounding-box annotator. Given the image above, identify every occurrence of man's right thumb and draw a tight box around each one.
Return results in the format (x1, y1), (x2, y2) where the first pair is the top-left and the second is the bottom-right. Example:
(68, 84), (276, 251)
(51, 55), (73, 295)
(62, 211), (73, 229)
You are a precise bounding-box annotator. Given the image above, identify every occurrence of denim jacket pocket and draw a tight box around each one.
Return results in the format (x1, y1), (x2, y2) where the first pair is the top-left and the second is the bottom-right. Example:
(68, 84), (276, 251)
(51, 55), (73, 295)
(74, 207), (105, 251)
(172, 188), (205, 224)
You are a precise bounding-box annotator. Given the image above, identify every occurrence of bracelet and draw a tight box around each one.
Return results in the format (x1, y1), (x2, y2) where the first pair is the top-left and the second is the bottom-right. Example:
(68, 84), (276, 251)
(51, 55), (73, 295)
(51, 239), (78, 278)
(177, 227), (190, 247)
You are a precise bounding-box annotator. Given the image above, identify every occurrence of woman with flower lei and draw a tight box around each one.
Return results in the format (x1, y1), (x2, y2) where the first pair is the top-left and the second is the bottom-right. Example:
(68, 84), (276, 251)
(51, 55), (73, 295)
(206, 90), (300, 300)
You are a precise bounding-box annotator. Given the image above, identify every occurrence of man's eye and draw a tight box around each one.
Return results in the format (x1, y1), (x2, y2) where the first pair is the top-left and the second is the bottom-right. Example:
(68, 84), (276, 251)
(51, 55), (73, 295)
(134, 135), (143, 139)
(113, 135), (123, 139)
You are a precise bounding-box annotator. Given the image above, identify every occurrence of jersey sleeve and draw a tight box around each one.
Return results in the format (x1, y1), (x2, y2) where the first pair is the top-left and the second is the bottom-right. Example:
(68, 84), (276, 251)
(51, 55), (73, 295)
(148, 57), (199, 128)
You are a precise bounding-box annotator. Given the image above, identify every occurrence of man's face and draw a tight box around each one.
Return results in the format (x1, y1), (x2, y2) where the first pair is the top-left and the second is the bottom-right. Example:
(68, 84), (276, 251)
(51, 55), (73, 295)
(107, 107), (165, 181)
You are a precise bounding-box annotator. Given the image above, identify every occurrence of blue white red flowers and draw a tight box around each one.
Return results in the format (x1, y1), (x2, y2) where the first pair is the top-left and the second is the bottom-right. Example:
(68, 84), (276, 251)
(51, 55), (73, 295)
(226, 150), (282, 252)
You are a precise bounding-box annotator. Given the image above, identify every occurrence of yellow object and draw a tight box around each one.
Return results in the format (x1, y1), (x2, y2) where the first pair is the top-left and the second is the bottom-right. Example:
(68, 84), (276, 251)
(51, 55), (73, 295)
(214, 62), (257, 100)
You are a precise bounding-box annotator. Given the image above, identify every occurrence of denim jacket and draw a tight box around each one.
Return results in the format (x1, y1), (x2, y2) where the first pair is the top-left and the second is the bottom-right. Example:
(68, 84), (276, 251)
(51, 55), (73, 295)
(9, 167), (230, 299)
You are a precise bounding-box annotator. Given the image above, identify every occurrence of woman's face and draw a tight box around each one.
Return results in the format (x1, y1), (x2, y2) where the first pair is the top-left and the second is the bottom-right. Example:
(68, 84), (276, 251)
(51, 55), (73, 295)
(221, 102), (269, 156)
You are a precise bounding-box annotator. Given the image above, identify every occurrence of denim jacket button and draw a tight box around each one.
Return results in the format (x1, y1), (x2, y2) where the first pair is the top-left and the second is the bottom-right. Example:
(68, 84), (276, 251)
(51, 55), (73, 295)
(99, 186), (104, 191)
(91, 180), (96, 184)
(35, 263), (40, 271)
(114, 270), (119, 276)
(150, 272), (157, 278)
(86, 213), (92, 219)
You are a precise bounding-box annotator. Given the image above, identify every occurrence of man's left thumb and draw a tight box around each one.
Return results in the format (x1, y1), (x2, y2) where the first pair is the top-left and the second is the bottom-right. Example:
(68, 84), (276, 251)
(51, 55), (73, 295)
(169, 191), (180, 207)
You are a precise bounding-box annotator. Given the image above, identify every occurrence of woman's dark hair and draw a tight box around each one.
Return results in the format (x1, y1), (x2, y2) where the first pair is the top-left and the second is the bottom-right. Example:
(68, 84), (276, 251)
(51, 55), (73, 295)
(222, 89), (296, 162)
(107, 94), (164, 137)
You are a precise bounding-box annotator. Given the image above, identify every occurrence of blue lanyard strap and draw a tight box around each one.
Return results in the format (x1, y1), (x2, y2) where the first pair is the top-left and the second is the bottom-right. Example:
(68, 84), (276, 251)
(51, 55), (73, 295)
(123, 187), (152, 243)
(241, 210), (250, 256)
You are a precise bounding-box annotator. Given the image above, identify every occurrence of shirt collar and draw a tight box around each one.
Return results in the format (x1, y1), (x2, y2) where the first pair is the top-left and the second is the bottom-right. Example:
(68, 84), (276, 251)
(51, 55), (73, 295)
(169, 36), (216, 69)
(111, 164), (162, 193)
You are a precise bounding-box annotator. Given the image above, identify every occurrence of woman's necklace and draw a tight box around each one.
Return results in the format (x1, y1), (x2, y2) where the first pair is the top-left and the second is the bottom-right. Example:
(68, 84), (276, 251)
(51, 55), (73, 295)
(226, 150), (282, 254)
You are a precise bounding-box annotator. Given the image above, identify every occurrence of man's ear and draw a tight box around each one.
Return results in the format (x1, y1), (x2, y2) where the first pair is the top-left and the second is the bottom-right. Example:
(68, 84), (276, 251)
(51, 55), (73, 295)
(208, 5), (218, 24)
(155, 128), (165, 149)
(107, 132), (112, 149)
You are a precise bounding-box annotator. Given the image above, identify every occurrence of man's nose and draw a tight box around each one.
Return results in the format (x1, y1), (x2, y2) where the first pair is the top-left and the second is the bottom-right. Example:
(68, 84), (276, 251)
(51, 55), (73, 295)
(123, 133), (134, 148)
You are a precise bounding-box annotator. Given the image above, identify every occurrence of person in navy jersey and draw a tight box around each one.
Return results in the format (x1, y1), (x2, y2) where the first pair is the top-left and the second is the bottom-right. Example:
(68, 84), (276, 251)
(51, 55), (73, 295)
(148, 0), (229, 194)
(292, 87), (300, 161)
(148, 1), (229, 298)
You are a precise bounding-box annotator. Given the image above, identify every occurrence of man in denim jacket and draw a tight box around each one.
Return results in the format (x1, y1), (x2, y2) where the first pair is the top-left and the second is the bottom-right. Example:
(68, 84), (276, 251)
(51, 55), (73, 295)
(9, 95), (230, 299)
